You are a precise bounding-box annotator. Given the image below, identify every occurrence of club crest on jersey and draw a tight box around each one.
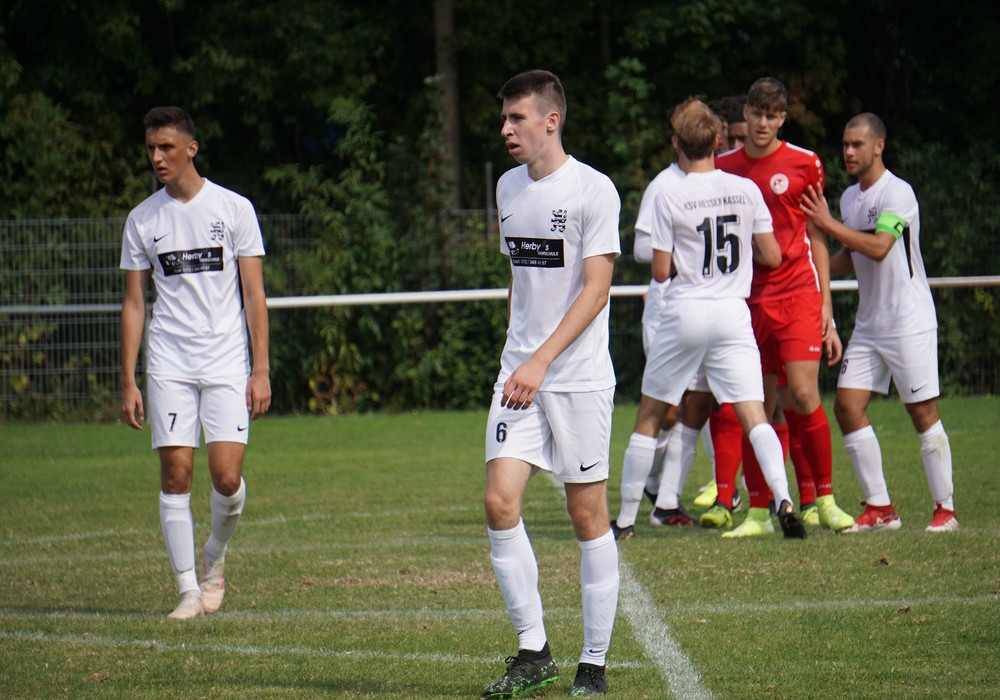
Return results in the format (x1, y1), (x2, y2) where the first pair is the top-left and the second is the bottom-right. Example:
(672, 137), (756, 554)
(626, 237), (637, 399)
(209, 220), (226, 243)
(550, 209), (568, 233)
(769, 173), (789, 195)
(867, 206), (879, 226)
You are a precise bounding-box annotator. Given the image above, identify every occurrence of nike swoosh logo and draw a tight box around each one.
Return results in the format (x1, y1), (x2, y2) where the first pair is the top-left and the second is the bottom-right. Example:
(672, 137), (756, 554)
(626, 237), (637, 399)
(910, 384), (927, 393)
(153, 234), (169, 242)
(237, 425), (248, 432)
(580, 461), (600, 472)
(501, 213), (514, 222)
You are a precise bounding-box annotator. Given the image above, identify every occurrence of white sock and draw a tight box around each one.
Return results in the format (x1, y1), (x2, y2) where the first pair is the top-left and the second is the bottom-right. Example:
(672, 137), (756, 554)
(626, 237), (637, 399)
(579, 530), (619, 666)
(204, 478), (246, 562)
(700, 421), (715, 473)
(617, 433), (657, 528)
(489, 519), (546, 652)
(748, 423), (791, 505)
(644, 429), (672, 493)
(159, 492), (199, 596)
(843, 425), (890, 506)
(655, 424), (699, 510)
(919, 421), (954, 509)
(675, 424), (700, 500)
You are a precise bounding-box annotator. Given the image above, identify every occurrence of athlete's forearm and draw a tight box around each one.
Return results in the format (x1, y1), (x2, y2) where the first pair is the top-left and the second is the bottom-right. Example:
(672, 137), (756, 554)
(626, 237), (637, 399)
(807, 222), (833, 303)
(822, 218), (896, 261)
(239, 257), (270, 375)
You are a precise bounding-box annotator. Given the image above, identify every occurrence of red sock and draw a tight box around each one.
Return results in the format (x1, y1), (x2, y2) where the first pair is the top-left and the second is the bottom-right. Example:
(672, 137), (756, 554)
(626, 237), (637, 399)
(711, 403), (742, 508)
(741, 433), (773, 510)
(773, 420), (790, 462)
(796, 405), (834, 497)
(784, 409), (816, 505)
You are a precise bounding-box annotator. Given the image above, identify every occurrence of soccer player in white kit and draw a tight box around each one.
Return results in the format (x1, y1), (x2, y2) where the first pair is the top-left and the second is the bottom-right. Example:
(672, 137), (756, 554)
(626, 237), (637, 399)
(120, 107), (271, 619)
(481, 70), (620, 698)
(800, 112), (957, 532)
(631, 97), (807, 540)
(612, 156), (717, 539)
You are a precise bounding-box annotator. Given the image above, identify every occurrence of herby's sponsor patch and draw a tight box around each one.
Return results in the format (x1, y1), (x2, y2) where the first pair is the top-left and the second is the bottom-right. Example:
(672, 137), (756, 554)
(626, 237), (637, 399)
(158, 247), (224, 276)
(506, 237), (564, 268)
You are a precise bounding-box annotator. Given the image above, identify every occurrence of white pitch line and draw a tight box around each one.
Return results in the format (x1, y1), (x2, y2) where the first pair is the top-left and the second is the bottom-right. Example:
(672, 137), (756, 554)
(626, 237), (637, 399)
(535, 473), (712, 698)
(619, 562), (715, 699)
(0, 502), (488, 548)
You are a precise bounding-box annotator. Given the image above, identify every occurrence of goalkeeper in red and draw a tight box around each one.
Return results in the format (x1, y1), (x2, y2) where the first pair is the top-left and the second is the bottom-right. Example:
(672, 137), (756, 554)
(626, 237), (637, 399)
(801, 112), (957, 532)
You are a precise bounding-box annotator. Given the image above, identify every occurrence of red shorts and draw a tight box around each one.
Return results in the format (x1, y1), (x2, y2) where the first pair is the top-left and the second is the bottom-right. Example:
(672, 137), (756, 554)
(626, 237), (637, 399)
(749, 292), (823, 384)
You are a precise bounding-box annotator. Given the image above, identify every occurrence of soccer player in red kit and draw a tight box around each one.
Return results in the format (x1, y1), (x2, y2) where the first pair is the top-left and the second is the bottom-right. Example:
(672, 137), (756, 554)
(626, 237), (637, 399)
(715, 77), (855, 536)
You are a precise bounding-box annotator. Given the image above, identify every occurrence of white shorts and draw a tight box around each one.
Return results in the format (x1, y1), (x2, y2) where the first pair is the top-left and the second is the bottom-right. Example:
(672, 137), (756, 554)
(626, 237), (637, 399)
(147, 374), (250, 449)
(837, 329), (940, 403)
(642, 279), (709, 393)
(485, 385), (615, 484)
(642, 298), (764, 406)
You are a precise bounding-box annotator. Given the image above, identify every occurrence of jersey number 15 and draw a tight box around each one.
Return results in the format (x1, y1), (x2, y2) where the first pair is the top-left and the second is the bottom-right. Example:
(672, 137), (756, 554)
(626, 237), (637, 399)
(697, 215), (741, 277)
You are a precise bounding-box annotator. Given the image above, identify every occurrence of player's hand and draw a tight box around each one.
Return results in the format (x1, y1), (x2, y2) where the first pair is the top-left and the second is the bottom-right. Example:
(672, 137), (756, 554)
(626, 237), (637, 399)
(121, 383), (145, 430)
(822, 307), (843, 365)
(502, 357), (547, 410)
(246, 371), (272, 420)
(799, 184), (833, 229)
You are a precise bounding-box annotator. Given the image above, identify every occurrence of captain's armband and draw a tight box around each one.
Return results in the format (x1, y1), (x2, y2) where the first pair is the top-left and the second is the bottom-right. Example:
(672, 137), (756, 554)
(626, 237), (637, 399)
(875, 211), (907, 239)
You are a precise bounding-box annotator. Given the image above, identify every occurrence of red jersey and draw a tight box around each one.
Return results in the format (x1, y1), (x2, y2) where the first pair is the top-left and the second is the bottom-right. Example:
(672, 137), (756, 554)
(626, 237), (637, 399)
(716, 141), (824, 301)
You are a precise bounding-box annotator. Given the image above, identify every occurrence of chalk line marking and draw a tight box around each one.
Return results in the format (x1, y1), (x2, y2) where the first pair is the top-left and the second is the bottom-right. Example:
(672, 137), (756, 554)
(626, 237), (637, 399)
(619, 561), (715, 699)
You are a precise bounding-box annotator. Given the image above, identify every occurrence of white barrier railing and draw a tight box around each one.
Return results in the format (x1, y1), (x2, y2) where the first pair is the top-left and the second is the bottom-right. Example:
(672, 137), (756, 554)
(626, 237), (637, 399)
(3, 276), (999, 315)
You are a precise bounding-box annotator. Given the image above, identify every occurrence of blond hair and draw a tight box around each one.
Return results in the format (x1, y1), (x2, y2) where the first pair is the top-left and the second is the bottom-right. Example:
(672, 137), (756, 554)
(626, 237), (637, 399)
(670, 98), (721, 160)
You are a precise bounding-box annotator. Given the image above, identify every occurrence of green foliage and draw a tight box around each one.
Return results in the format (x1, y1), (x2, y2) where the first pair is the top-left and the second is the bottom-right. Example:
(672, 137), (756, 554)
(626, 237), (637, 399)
(821, 142), (1000, 396)
(3, 0), (1000, 416)
(893, 144), (1000, 394)
(0, 91), (146, 218)
(263, 85), (509, 415)
(602, 57), (666, 259)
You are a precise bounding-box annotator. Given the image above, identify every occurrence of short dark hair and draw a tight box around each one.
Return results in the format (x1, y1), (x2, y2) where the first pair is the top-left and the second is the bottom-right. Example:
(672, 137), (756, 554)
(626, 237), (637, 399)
(711, 95), (748, 125)
(497, 70), (567, 132)
(143, 106), (196, 139)
(747, 77), (787, 113)
(671, 98), (721, 161)
(846, 112), (887, 141)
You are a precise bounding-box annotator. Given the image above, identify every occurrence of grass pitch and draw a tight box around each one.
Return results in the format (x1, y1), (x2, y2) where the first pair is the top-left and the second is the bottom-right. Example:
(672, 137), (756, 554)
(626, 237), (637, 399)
(1, 397), (998, 698)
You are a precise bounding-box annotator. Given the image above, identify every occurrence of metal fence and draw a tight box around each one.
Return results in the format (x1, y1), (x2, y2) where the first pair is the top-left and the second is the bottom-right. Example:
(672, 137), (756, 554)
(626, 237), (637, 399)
(0, 215), (312, 420)
(2, 214), (998, 420)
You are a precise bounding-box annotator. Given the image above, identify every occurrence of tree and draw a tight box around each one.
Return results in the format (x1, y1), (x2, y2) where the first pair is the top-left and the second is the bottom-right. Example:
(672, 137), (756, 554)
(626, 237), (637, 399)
(433, 0), (462, 209)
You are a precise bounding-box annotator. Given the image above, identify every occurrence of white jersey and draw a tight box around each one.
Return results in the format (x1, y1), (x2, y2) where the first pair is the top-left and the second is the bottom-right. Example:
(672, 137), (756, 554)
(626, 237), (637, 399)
(839, 170), (937, 338)
(635, 164), (685, 340)
(651, 169), (772, 301)
(634, 163), (685, 264)
(496, 156), (621, 391)
(120, 179), (266, 381)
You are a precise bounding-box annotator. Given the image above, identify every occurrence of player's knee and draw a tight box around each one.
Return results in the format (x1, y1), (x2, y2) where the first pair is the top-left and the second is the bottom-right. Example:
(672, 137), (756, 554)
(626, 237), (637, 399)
(212, 472), (243, 496)
(483, 488), (520, 528)
(906, 399), (939, 433)
(788, 385), (819, 414)
(833, 398), (861, 433)
(160, 472), (192, 494)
